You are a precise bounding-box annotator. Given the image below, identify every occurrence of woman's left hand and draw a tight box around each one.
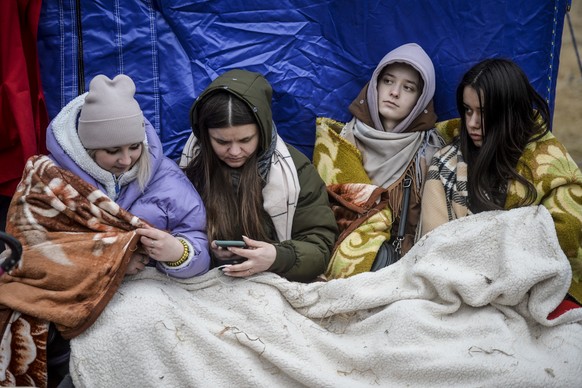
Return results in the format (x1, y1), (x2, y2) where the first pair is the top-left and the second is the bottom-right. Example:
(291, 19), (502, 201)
(136, 226), (184, 263)
(220, 236), (276, 277)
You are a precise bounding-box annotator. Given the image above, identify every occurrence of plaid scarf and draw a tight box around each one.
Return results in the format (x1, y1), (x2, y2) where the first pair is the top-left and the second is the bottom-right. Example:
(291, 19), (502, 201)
(419, 137), (470, 237)
(257, 122), (278, 183)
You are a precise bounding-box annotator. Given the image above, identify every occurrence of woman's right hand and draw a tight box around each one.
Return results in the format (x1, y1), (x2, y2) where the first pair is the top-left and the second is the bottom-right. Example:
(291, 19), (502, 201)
(215, 236), (276, 277)
(126, 251), (150, 276)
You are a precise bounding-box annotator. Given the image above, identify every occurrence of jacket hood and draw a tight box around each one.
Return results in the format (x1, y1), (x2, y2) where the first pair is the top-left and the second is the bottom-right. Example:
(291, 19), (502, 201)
(349, 43), (437, 133)
(190, 69), (273, 151)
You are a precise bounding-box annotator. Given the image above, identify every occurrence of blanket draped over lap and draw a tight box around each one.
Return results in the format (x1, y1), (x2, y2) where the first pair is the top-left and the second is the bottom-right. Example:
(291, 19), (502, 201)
(0, 155), (144, 387)
(421, 127), (582, 303)
(70, 206), (582, 387)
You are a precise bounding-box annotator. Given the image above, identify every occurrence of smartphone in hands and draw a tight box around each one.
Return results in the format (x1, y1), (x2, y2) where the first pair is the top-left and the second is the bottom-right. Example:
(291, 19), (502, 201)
(215, 240), (247, 248)
(214, 240), (248, 270)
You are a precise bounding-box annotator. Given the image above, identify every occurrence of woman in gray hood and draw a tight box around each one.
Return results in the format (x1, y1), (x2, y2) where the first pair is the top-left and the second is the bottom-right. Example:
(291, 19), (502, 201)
(315, 43), (443, 261)
(180, 69), (337, 282)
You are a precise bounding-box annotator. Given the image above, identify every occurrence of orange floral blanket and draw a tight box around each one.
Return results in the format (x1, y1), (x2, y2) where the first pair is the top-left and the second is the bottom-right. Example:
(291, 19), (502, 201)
(0, 155), (145, 387)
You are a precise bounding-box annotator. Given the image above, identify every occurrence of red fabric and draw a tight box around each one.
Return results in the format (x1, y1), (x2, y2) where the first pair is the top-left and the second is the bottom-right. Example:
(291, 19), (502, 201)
(0, 0), (49, 197)
(547, 299), (582, 320)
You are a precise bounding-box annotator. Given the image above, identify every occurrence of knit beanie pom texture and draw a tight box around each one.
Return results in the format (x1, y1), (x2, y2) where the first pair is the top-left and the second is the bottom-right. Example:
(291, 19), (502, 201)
(78, 74), (145, 149)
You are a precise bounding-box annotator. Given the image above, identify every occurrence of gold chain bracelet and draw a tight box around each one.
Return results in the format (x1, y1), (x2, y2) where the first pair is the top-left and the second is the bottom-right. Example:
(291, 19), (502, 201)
(166, 238), (190, 267)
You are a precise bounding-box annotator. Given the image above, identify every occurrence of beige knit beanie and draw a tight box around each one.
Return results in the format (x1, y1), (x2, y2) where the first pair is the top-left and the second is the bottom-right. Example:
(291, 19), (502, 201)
(78, 74), (145, 149)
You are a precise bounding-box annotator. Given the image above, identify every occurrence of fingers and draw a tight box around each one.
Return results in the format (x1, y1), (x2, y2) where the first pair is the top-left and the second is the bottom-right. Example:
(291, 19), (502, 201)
(221, 265), (255, 277)
(138, 233), (187, 264)
(136, 227), (156, 238)
(221, 242), (276, 277)
(139, 233), (160, 258)
(241, 235), (263, 249)
(138, 229), (155, 245)
(212, 249), (236, 259)
(219, 257), (255, 277)
(137, 228), (167, 248)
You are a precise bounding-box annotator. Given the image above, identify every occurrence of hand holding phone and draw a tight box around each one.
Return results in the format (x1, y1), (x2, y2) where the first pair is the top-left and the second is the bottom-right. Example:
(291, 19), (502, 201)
(212, 240), (248, 270)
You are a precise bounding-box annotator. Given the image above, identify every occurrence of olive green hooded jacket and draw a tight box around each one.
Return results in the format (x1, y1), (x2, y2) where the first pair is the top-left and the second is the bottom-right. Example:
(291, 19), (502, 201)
(190, 69), (338, 282)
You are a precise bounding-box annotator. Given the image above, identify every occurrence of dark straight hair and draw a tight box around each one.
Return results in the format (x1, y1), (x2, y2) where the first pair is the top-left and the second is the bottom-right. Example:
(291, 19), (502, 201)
(456, 58), (550, 212)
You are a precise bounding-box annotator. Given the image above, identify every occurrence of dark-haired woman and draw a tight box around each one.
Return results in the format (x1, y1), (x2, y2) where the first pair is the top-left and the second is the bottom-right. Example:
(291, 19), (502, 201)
(420, 58), (582, 304)
(180, 69), (337, 282)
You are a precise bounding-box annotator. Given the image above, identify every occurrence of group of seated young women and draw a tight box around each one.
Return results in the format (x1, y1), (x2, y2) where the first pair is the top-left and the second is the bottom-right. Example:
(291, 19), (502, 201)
(1, 42), (581, 387)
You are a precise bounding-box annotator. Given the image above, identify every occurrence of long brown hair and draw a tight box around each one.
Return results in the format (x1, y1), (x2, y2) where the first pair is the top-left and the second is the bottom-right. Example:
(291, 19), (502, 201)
(185, 91), (274, 242)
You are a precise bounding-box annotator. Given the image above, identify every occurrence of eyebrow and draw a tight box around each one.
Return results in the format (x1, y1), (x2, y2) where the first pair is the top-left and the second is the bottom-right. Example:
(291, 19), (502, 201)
(211, 134), (255, 142)
(383, 72), (419, 86)
(104, 143), (141, 150)
(463, 102), (485, 111)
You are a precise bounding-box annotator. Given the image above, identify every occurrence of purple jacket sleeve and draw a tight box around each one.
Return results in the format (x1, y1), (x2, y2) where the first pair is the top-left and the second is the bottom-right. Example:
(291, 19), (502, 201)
(127, 158), (210, 278)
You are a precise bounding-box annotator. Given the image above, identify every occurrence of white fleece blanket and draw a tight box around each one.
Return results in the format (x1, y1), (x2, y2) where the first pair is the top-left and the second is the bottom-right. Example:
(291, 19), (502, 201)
(69, 206), (582, 387)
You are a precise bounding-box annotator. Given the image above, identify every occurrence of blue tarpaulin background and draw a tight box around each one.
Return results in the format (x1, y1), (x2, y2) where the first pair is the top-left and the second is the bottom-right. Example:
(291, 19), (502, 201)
(37, 0), (571, 160)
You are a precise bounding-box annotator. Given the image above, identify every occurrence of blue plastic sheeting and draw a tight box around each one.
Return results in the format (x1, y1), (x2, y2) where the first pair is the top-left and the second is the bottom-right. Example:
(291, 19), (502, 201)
(37, 0), (571, 160)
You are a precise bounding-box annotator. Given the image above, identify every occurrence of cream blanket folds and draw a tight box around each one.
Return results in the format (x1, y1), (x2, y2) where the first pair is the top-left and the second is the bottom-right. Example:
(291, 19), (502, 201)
(70, 206), (582, 387)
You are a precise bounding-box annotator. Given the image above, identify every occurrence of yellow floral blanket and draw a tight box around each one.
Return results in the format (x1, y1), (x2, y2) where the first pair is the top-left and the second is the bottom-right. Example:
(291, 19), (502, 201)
(313, 117), (372, 186)
(510, 131), (582, 302)
(313, 117), (459, 279)
(324, 183), (393, 279)
(313, 118), (387, 279)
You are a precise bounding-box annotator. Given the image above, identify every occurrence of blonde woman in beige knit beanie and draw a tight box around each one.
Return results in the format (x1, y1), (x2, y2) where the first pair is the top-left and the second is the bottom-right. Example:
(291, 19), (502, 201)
(6, 73), (211, 387)
(47, 74), (210, 279)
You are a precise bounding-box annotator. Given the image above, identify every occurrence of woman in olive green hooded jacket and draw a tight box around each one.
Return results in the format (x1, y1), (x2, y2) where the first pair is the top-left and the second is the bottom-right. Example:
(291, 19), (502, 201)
(180, 69), (337, 282)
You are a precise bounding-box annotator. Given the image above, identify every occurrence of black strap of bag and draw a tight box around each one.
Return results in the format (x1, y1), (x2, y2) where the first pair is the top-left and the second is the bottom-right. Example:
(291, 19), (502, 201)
(393, 175), (412, 256)
(370, 175), (412, 271)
